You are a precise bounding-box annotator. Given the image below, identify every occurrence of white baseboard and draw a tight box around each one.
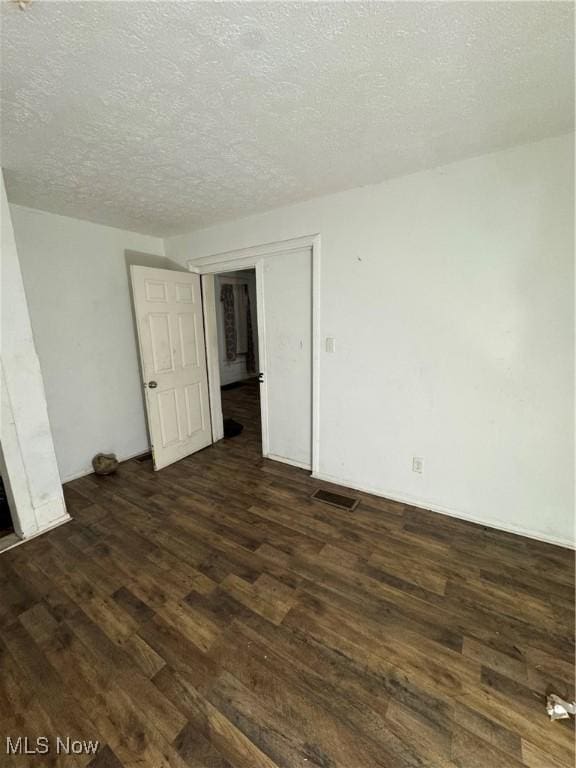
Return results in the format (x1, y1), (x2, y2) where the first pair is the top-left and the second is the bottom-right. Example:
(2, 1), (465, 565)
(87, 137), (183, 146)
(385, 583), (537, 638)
(61, 448), (151, 483)
(62, 466), (98, 483)
(312, 471), (575, 550)
(266, 453), (312, 471)
(1, 514), (72, 555)
(0, 533), (22, 554)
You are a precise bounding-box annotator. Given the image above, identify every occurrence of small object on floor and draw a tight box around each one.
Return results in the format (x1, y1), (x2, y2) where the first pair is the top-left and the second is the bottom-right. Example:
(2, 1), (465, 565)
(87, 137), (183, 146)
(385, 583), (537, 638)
(546, 694), (576, 720)
(223, 418), (243, 438)
(92, 452), (119, 475)
(311, 488), (359, 511)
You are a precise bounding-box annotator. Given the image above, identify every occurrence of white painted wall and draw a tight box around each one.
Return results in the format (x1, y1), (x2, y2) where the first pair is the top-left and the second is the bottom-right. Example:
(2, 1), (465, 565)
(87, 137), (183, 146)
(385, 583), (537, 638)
(10, 206), (166, 481)
(1, 177), (69, 537)
(166, 134), (575, 547)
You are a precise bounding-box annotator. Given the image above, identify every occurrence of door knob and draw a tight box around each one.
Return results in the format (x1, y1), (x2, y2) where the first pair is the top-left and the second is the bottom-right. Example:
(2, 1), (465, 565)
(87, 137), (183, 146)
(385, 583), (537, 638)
(147, 381), (158, 389)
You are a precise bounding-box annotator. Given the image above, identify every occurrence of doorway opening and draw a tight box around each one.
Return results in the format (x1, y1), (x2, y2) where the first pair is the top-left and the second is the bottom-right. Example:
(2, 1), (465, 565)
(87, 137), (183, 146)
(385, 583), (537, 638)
(0, 445), (15, 542)
(0, 474), (14, 540)
(129, 236), (318, 474)
(215, 270), (262, 453)
(199, 239), (316, 472)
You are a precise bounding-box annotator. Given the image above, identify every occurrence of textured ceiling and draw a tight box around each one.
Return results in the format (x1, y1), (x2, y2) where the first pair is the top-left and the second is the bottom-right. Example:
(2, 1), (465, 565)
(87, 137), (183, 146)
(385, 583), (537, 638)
(1, 1), (574, 236)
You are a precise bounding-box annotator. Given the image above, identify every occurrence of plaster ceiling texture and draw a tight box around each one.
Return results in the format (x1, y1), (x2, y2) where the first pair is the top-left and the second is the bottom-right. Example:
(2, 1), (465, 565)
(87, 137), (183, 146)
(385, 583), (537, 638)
(1, 1), (573, 236)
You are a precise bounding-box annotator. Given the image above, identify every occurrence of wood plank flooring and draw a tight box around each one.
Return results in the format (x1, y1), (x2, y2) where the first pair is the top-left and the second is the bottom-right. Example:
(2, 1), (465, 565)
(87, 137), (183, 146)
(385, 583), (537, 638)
(1, 379), (574, 767)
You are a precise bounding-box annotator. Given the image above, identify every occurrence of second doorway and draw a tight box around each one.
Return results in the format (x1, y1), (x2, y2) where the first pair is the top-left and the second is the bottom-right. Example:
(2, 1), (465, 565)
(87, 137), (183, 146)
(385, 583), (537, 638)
(205, 245), (313, 471)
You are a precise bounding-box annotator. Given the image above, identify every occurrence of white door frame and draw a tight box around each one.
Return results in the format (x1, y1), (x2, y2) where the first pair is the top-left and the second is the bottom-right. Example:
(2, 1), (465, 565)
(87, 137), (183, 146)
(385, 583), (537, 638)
(188, 234), (321, 475)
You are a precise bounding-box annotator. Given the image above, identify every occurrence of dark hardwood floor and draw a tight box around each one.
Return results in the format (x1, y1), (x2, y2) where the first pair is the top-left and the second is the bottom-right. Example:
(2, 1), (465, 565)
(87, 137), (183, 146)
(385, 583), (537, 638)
(1, 379), (574, 767)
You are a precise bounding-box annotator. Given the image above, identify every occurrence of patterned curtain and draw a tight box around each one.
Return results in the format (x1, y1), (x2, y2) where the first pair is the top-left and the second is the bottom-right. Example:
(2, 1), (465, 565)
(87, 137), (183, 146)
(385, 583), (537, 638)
(220, 283), (236, 361)
(245, 286), (256, 373)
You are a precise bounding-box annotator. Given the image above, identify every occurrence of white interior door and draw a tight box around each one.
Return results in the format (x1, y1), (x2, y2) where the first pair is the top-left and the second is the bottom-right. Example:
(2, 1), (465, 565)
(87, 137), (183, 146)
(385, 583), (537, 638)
(261, 247), (312, 469)
(130, 266), (212, 470)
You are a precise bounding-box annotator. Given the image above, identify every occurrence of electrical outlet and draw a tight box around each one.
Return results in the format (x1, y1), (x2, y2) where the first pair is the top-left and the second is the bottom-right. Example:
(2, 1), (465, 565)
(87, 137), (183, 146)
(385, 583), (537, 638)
(325, 337), (336, 353)
(412, 457), (423, 474)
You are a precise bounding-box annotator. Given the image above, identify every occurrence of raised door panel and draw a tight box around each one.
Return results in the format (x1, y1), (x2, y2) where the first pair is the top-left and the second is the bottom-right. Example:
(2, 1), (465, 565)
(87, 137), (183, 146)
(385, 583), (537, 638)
(144, 279), (169, 303)
(177, 313), (200, 369)
(157, 388), (182, 447)
(184, 382), (205, 436)
(148, 314), (175, 374)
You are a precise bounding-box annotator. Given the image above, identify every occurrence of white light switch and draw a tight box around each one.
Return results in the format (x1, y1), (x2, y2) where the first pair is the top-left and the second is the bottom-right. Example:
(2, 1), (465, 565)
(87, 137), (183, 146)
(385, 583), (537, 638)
(325, 337), (336, 353)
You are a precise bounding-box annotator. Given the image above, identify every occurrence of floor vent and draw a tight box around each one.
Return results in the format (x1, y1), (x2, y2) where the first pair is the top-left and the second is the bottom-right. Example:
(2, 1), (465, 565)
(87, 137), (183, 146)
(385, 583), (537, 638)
(134, 452), (152, 463)
(311, 488), (359, 511)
